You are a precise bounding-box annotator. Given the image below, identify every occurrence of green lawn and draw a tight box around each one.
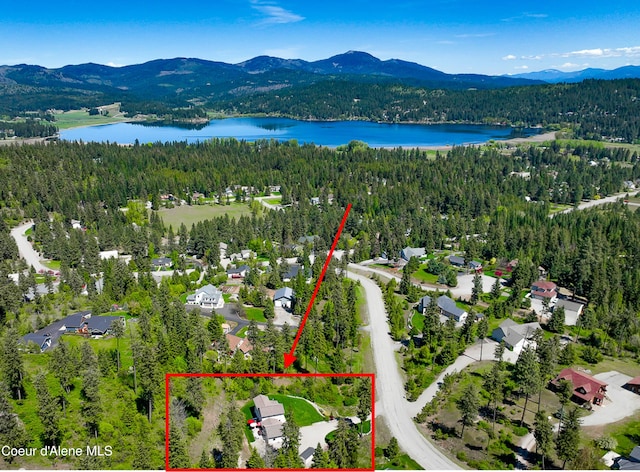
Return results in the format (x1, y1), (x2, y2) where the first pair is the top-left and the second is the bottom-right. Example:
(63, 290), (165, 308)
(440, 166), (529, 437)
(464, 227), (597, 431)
(158, 203), (251, 229)
(410, 311), (424, 331)
(245, 307), (267, 322)
(44, 260), (61, 270)
(412, 268), (439, 284)
(241, 394), (324, 430)
(236, 326), (248, 338)
(264, 197), (282, 205)
(269, 394), (324, 426)
(376, 453), (423, 470)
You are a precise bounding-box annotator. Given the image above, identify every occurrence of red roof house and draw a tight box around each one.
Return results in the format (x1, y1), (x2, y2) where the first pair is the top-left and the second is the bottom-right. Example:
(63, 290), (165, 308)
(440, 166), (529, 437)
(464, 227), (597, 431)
(531, 280), (558, 300)
(550, 368), (608, 405)
(625, 376), (640, 395)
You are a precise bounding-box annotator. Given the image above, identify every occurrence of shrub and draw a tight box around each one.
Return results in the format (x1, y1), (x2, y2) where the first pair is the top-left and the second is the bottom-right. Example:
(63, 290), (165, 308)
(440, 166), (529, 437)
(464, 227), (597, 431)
(512, 426), (528, 437)
(594, 436), (618, 450)
(185, 417), (202, 437)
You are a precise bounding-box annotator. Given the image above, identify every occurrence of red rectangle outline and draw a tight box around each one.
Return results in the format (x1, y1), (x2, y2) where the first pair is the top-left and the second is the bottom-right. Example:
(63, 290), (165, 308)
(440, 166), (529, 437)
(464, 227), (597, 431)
(165, 372), (375, 472)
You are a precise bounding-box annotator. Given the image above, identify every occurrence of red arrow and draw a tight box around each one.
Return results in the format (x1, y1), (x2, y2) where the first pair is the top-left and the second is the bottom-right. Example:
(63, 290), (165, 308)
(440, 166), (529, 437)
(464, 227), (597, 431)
(283, 203), (352, 369)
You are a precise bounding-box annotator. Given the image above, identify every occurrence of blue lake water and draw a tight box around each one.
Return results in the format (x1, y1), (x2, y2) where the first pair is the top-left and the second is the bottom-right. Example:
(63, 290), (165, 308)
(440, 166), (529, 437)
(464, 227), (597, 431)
(60, 117), (540, 147)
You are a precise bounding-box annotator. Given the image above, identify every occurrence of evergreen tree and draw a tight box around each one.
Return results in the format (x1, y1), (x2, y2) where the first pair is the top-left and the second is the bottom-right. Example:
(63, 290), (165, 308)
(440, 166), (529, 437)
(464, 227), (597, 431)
(456, 383), (479, 438)
(311, 442), (331, 468)
(110, 318), (125, 372)
(132, 417), (154, 469)
(34, 373), (61, 446)
(328, 418), (359, 468)
(246, 447), (265, 468)
(386, 437), (400, 460)
(168, 422), (190, 469)
(0, 382), (28, 463)
(491, 276), (502, 299)
(476, 317), (489, 361)
(471, 273), (483, 304)
(548, 306), (566, 333)
(556, 407), (581, 469)
(513, 345), (542, 427)
(2, 328), (25, 400)
(534, 410), (554, 470)
(199, 449), (213, 468)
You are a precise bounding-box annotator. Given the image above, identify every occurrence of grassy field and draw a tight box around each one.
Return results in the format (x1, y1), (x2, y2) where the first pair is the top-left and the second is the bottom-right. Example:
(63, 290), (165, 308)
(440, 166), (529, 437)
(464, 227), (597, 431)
(375, 453), (423, 470)
(264, 197), (282, 205)
(158, 203), (252, 229)
(53, 104), (131, 129)
(412, 267), (439, 284)
(244, 307), (266, 322)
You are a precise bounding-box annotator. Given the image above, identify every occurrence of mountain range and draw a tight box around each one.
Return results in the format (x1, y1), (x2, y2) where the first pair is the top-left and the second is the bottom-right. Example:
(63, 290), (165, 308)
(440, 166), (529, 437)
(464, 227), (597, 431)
(508, 65), (640, 83)
(1, 50), (639, 114)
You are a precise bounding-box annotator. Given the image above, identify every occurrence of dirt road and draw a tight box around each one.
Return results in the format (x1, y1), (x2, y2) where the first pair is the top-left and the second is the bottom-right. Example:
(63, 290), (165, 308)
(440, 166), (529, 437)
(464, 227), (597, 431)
(347, 270), (459, 470)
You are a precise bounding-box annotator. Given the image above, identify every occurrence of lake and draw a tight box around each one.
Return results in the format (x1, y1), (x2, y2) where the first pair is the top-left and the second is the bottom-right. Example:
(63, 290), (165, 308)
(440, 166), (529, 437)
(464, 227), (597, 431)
(60, 117), (540, 147)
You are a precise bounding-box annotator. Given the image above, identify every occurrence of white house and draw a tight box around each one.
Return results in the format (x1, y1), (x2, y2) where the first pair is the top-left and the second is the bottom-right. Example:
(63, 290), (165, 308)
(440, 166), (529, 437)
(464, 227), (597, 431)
(492, 319), (541, 355)
(186, 284), (224, 309)
(555, 299), (585, 326)
(274, 287), (295, 310)
(254, 395), (286, 448)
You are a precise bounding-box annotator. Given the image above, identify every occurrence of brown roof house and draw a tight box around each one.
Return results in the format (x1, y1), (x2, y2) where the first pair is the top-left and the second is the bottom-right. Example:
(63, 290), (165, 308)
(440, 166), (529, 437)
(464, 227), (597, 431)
(531, 280), (558, 301)
(225, 334), (253, 358)
(550, 368), (608, 406)
(624, 376), (640, 395)
(254, 395), (286, 448)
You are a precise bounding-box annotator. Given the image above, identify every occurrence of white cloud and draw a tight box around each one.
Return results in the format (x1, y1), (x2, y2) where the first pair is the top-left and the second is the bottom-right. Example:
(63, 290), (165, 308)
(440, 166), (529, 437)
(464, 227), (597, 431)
(502, 12), (548, 22)
(559, 46), (640, 58)
(514, 65), (529, 70)
(106, 61), (125, 68)
(437, 40), (456, 45)
(502, 54), (517, 61)
(559, 62), (580, 69)
(250, 1), (304, 25)
(564, 48), (603, 57)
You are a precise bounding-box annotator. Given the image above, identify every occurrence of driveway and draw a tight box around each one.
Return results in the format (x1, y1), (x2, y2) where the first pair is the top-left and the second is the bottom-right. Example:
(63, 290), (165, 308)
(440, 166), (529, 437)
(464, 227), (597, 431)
(347, 269), (459, 470)
(298, 415), (371, 457)
(582, 371), (640, 426)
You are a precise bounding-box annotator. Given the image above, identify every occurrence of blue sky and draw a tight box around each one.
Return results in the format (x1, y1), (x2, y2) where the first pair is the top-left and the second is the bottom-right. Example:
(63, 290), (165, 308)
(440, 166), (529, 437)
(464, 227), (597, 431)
(2, 0), (639, 75)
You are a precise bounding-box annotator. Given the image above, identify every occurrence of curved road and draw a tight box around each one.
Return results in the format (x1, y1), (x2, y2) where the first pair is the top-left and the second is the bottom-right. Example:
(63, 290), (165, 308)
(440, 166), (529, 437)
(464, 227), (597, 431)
(347, 270), (459, 470)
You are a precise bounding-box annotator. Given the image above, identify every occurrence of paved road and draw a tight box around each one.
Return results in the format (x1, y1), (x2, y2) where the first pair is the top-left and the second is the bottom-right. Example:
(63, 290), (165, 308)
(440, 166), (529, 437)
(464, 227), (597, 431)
(347, 270), (459, 470)
(550, 191), (632, 218)
(10, 221), (50, 273)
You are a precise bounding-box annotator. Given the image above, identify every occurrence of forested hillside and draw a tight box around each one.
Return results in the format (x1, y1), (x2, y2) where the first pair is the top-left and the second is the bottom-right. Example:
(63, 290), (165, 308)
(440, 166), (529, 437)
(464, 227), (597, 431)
(222, 79), (640, 142)
(0, 139), (639, 468)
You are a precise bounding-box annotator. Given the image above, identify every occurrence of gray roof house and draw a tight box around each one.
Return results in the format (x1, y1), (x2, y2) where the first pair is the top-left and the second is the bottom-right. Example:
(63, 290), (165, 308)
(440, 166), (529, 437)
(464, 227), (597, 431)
(22, 311), (124, 352)
(554, 299), (585, 326)
(615, 446), (640, 470)
(300, 447), (315, 468)
(227, 264), (250, 278)
(418, 295), (468, 324)
(401, 247), (426, 261)
(254, 395), (286, 445)
(274, 287), (295, 309)
(151, 257), (173, 269)
(449, 255), (466, 267)
(186, 284), (224, 309)
(492, 319), (541, 355)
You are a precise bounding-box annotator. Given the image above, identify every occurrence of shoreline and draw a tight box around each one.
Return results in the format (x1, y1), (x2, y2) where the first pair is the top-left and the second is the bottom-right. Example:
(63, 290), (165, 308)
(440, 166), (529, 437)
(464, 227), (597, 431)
(1, 125), (557, 149)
